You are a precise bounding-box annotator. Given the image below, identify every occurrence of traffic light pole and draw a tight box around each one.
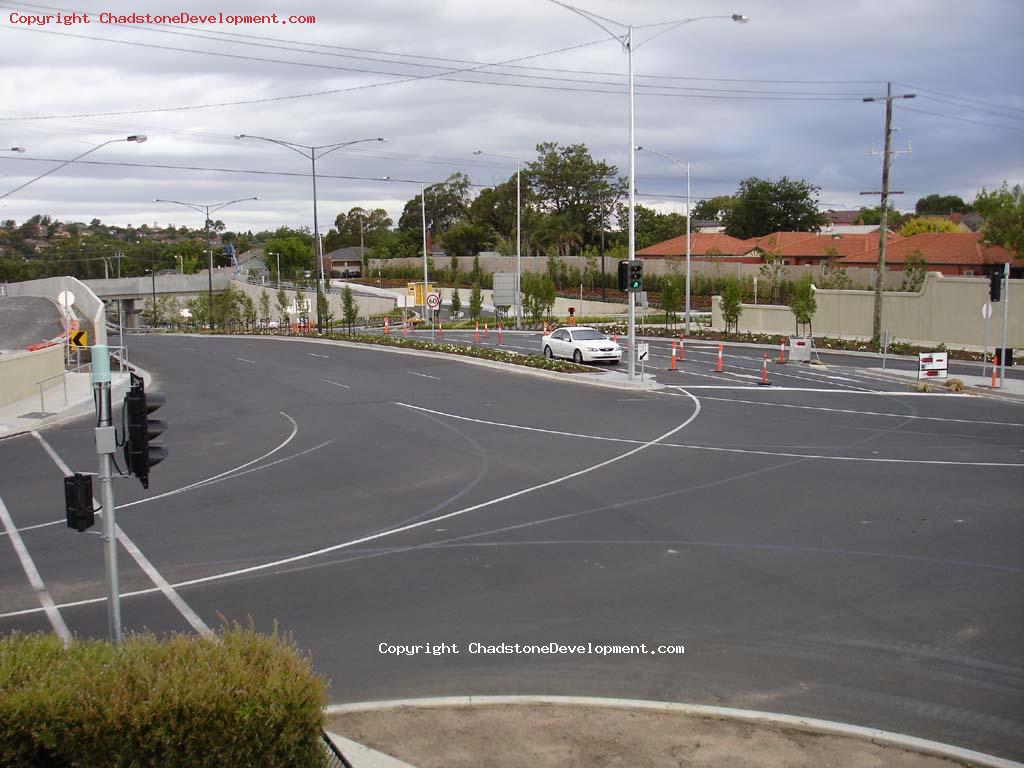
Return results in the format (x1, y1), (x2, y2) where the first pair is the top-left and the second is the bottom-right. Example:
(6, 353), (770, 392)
(92, 345), (122, 644)
(1000, 262), (1010, 387)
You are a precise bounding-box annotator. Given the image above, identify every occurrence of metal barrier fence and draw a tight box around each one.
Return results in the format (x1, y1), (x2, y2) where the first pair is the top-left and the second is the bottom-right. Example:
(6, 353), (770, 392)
(321, 731), (354, 768)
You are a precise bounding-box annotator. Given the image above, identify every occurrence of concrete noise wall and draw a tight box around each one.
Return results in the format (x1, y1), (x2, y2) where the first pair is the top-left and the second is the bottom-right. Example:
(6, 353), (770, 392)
(711, 272), (1024, 350)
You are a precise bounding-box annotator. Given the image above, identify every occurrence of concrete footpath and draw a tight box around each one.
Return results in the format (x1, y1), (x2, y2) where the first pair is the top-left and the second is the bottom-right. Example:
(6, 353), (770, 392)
(325, 699), (1022, 768)
(0, 370), (131, 438)
(861, 366), (1024, 401)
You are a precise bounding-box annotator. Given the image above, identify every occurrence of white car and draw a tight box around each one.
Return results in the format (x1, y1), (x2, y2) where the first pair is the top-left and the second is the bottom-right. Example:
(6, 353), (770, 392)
(542, 326), (621, 364)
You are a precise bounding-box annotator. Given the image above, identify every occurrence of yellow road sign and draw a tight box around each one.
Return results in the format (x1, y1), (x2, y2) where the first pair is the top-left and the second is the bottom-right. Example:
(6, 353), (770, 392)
(69, 330), (88, 348)
(406, 282), (434, 305)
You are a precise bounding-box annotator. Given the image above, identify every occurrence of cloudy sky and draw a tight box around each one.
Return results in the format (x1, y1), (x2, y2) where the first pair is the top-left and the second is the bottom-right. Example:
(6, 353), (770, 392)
(1, 0), (1022, 234)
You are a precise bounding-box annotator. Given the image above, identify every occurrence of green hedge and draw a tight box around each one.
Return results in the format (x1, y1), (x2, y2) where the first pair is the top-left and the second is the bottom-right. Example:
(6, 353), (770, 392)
(0, 626), (327, 768)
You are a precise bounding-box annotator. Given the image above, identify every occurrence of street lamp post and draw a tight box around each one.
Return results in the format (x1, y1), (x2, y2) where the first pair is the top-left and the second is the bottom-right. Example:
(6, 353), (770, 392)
(154, 197), (258, 330)
(637, 146), (692, 334)
(473, 150), (522, 328)
(236, 134), (385, 333)
(550, 1), (747, 380)
(1, 136), (145, 200)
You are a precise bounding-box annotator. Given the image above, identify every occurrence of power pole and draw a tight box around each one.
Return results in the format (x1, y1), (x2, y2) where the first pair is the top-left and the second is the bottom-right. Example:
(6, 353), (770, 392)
(863, 82), (914, 347)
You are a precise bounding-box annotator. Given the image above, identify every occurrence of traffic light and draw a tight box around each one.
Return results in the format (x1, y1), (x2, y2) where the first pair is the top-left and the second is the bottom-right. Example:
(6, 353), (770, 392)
(64, 473), (94, 532)
(990, 271), (1002, 302)
(123, 373), (167, 489)
(628, 261), (644, 292)
(617, 260), (629, 291)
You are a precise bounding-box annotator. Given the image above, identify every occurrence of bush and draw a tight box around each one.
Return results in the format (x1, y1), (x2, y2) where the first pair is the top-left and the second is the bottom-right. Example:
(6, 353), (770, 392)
(0, 625), (327, 768)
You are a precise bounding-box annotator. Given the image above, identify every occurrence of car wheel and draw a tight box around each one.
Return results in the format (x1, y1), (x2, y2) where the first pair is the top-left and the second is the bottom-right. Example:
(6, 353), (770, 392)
(543, 345), (554, 359)
(573, 349), (584, 364)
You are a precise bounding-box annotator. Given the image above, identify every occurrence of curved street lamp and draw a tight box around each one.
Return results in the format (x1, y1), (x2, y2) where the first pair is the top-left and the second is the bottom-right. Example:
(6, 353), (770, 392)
(550, 0), (747, 379)
(235, 134), (385, 332)
(1, 135), (146, 201)
(153, 196), (259, 329)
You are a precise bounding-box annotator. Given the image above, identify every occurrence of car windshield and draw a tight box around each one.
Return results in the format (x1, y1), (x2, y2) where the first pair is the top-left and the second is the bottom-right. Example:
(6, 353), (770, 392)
(572, 330), (605, 341)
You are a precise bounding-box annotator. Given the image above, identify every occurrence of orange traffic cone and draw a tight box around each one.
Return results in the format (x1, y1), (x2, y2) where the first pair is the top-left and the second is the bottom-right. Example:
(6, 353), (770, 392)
(474, 321), (481, 344)
(992, 353), (999, 388)
(715, 343), (723, 373)
(778, 337), (786, 363)
(669, 343), (677, 370)
(384, 317), (390, 335)
(484, 322), (489, 337)
(757, 352), (770, 386)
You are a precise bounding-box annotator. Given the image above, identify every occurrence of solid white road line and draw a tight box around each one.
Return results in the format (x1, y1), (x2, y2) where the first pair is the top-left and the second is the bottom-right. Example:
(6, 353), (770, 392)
(323, 379), (351, 389)
(235, 357), (256, 364)
(409, 372), (440, 380)
(0, 394), (704, 619)
(31, 431), (212, 637)
(0, 494), (72, 644)
(396, 402), (1023, 467)
(7, 414), (299, 536)
(668, 385), (971, 396)
(693, 395), (1024, 427)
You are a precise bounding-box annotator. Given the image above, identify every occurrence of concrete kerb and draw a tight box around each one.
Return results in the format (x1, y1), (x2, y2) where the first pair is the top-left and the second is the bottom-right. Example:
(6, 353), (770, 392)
(189, 334), (667, 393)
(324, 696), (1023, 768)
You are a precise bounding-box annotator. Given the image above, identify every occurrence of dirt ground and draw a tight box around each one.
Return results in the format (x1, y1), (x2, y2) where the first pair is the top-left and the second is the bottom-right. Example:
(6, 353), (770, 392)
(326, 704), (978, 768)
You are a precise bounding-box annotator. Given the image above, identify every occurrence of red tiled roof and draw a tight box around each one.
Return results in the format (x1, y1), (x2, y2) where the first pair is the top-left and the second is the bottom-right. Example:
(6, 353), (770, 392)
(774, 232), (900, 258)
(840, 232), (1012, 266)
(637, 232), (752, 258)
(824, 209), (862, 225)
(745, 231), (821, 251)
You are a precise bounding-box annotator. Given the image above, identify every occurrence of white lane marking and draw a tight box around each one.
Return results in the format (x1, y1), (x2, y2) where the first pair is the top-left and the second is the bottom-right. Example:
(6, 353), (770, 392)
(693, 396), (1024, 427)
(0, 494), (72, 644)
(1, 394), (704, 618)
(409, 372), (440, 380)
(323, 379), (351, 389)
(30, 431), (212, 637)
(667, 386), (970, 396)
(309, 353), (330, 358)
(235, 357), (256, 364)
(8, 414), (299, 537)
(396, 403), (1023, 468)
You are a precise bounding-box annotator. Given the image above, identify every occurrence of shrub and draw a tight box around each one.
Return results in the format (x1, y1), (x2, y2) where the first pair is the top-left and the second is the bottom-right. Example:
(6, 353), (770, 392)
(0, 625), (327, 768)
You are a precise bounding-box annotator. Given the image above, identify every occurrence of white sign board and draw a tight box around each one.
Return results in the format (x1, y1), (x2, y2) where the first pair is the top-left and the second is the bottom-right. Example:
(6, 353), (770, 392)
(426, 293), (441, 310)
(918, 351), (948, 380)
(637, 343), (649, 362)
(492, 272), (517, 308)
(982, 303), (992, 320)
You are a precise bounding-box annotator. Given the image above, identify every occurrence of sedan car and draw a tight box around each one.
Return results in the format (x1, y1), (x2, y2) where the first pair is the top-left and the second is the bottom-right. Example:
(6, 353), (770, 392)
(541, 326), (621, 364)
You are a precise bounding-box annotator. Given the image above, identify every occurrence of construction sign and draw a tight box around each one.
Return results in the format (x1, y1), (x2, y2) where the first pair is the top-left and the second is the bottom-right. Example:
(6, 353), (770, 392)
(69, 330), (88, 349)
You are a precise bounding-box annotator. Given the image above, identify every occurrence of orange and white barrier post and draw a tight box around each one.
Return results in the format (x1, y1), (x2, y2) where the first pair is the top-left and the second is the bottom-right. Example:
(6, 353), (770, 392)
(992, 353), (999, 388)
(715, 343), (724, 373)
(678, 336), (685, 361)
(437, 319), (443, 339)
(474, 321), (481, 344)
(497, 322), (502, 346)
(402, 318), (408, 337)
(778, 337), (786, 363)
(484, 322), (489, 337)
(384, 317), (390, 335)
(669, 342), (677, 371)
(758, 352), (770, 386)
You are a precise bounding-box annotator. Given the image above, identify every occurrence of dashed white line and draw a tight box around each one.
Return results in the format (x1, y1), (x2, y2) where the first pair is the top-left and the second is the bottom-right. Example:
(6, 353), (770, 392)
(409, 372), (440, 380)
(323, 379), (351, 389)
(235, 357), (256, 364)
(309, 353), (330, 358)
(0, 494), (71, 645)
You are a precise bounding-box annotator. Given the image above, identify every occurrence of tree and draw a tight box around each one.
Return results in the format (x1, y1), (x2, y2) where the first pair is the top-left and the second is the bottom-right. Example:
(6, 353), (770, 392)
(276, 287), (289, 327)
(259, 289), (270, 326)
(316, 286), (330, 332)
(522, 273), (556, 322)
(468, 282), (483, 322)
(855, 204), (907, 228)
(692, 195), (736, 223)
(974, 182), (1023, 258)
(901, 249), (928, 291)
(759, 251), (788, 303)
(915, 194), (970, 215)
(325, 206), (392, 252)
(788, 274), (816, 336)
(525, 142), (627, 252)
(398, 173), (472, 235)
(241, 294), (257, 331)
(898, 217), (960, 237)
(819, 247), (853, 289)
(449, 288), (462, 319)
(449, 254), (459, 283)
(660, 275), (681, 327)
(721, 177), (827, 239)
(720, 280), (743, 334)
(633, 204), (687, 249)
(440, 221), (496, 258)
(341, 285), (358, 333)
(265, 230), (313, 282)
(468, 176), (524, 243)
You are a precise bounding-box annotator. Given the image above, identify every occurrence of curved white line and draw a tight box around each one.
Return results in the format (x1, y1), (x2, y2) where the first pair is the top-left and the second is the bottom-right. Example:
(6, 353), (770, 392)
(0, 394), (703, 619)
(2, 412), (299, 537)
(395, 403), (1024, 467)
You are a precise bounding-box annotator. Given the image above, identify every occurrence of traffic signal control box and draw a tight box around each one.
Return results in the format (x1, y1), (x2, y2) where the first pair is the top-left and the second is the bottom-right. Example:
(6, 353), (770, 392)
(64, 473), (94, 532)
(123, 373), (168, 489)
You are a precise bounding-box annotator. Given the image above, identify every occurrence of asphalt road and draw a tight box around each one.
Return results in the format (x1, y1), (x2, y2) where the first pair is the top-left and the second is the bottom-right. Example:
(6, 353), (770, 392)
(0, 296), (63, 352)
(1, 332), (1022, 759)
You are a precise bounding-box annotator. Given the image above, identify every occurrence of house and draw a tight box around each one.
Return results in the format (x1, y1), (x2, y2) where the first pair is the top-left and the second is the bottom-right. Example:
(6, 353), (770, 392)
(324, 245), (368, 277)
(823, 209), (863, 226)
(636, 232), (757, 263)
(839, 231), (1013, 277)
(235, 247), (269, 279)
(747, 231), (902, 266)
